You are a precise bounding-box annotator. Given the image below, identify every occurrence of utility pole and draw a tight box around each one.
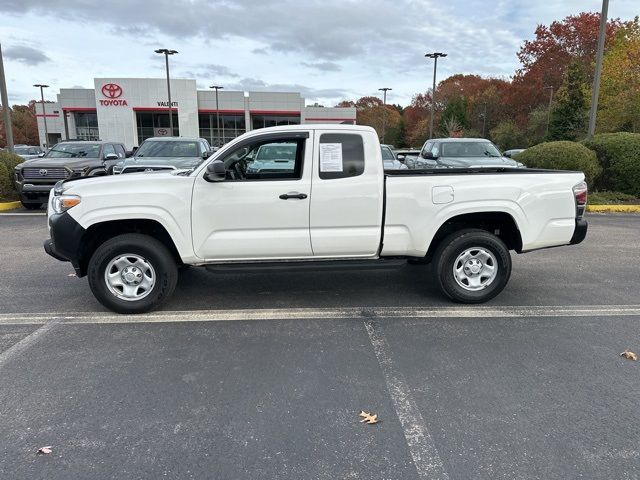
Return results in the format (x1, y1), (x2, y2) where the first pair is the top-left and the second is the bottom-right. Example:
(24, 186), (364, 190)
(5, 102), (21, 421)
(155, 48), (178, 135)
(587, 0), (609, 138)
(0, 43), (14, 152)
(209, 85), (224, 147)
(33, 84), (49, 149)
(378, 87), (391, 144)
(425, 52), (447, 139)
(544, 86), (554, 138)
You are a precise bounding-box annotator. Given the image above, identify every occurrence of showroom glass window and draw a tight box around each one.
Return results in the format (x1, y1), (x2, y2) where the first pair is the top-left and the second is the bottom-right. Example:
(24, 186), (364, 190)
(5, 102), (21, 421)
(251, 115), (300, 130)
(74, 112), (99, 140)
(199, 114), (246, 147)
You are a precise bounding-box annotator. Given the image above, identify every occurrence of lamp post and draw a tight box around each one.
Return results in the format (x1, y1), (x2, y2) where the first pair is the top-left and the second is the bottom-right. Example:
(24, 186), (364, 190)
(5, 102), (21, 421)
(0, 44), (14, 152)
(425, 52), (447, 139)
(33, 84), (49, 149)
(209, 85), (224, 146)
(154, 48), (178, 135)
(544, 86), (554, 138)
(378, 87), (392, 144)
(587, 0), (609, 138)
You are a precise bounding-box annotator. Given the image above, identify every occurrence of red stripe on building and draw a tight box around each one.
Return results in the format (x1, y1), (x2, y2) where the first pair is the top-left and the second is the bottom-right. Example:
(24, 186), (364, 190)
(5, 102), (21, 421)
(198, 109), (245, 114)
(304, 117), (357, 121)
(249, 110), (300, 115)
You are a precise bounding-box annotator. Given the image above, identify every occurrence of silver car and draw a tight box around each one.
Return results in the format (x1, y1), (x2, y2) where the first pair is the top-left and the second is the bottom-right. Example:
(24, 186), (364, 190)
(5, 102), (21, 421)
(114, 137), (214, 174)
(13, 145), (44, 160)
(413, 138), (524, 169)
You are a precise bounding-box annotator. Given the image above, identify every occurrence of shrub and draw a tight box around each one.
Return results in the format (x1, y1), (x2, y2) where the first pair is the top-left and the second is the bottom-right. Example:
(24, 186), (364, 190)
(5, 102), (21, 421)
(514, 141), (601, 187)
(583, 132), (640, 196)
(0, 151), (22, 201)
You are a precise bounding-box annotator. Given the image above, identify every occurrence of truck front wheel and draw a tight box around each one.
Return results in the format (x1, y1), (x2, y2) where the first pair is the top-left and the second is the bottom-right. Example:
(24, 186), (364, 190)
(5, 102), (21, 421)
(88, 233), (178, 314)
(432, 229), (511, 303)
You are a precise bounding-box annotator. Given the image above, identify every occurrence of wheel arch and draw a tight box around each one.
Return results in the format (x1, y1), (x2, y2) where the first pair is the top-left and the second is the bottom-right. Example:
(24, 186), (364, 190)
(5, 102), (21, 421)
(77, 218), (183, 277)
(424, 211), (522, 263)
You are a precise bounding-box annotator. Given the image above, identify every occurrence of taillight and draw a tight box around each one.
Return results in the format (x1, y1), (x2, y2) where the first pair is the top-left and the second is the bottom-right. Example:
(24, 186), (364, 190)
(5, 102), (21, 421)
(573, 181), (588, 218)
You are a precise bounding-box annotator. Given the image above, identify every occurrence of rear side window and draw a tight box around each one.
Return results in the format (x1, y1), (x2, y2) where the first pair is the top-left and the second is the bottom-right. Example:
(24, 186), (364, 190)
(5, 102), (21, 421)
(319, 133), (365, 180)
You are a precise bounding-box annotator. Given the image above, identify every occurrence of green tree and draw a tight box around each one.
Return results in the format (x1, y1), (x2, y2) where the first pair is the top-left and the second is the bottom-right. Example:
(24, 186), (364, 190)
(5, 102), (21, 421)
(439, 96), (468, 135)
(547, 62), (589, 141)
(490, 120), (527, 151)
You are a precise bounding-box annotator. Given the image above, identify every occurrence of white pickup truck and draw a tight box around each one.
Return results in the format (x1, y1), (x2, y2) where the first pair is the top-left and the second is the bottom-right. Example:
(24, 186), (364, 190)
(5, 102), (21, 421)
(44, 125), (588, 314)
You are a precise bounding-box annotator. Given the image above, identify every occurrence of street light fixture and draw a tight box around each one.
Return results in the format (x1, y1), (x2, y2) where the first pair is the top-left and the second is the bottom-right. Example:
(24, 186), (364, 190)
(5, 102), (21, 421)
(209, 85), (224, 147)
(378, 87), (392, 144)
(154, 48), (178, 135)
(33, 84), (49, 149)
(425, 52), (447, 139)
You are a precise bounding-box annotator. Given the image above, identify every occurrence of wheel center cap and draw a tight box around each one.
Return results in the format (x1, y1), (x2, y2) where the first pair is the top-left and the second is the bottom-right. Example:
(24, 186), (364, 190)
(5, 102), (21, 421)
(122, 266), (142, 284)
(465, 259), (483, 275)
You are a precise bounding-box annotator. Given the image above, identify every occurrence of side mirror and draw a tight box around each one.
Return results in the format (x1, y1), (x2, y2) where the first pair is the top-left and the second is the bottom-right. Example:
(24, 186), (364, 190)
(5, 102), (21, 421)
(396, 154), (405, 161)
(202, 150), (215, 159)
(104, 153), (119, 161)
(204, 160), (226, 182)
(423, 151), (437, 160)
(38, 152), (45, 157)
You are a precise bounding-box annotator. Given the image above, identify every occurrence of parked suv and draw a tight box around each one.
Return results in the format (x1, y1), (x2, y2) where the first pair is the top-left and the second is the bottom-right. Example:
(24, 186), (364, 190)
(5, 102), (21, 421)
(113, 137), (214, 174)
(410, 138), (524, 169)
(13, 140), (127, 209)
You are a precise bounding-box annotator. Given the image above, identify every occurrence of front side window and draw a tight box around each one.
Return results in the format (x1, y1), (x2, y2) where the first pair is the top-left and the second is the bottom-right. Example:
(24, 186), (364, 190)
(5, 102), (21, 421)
(381, 146), (395, 161)
(318, 133), (365, 180)
(136, 140), (199, 158)
(219, 138), (304, 181)
(46, 143), (101, 158)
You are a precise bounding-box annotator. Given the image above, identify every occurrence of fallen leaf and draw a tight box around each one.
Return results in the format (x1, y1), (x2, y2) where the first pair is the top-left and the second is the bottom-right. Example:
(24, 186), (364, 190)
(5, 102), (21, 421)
(37, 446), (52, 455)
(359, 410), (379, 424)
(620, 349), (638, 361)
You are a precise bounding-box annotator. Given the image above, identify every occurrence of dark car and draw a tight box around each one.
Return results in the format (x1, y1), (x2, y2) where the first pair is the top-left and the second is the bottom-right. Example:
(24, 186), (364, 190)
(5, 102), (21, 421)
(114, 137), (214, 174)
(410, 138), (524, 169)
(14, 145), (44, 160)
(13, 140), (127, 209)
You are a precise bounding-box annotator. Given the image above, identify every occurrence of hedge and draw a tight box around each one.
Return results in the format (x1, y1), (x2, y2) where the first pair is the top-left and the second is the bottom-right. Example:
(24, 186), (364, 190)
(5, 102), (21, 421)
(0, 150), (23, 200)
(514, 141), (601, 187)
(583, 132), (640, 196)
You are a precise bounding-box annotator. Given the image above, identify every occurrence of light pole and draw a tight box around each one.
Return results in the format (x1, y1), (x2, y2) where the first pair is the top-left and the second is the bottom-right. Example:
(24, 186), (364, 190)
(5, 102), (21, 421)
(425, 52), (447, 139)
(544, 86), (554, 138)
(154, 48), (178, 136)
(33, 84), (49, 149)
(0, 44), (14, 152)
(378, 87), (391, 144)
(587, 0), (609, 138)
(209, 85), (223, 146)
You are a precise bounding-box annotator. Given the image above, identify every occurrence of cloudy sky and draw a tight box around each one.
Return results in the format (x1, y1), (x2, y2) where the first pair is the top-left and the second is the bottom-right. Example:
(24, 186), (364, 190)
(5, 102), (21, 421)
(1, 0), (638, 107)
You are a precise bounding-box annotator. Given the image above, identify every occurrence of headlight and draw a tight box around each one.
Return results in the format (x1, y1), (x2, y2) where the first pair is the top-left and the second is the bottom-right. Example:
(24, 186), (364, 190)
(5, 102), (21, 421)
(52, 194), (81, 214)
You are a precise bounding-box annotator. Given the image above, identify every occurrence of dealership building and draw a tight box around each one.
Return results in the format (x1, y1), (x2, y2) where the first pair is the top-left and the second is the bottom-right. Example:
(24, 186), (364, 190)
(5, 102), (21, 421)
(36, 78), (357, 149)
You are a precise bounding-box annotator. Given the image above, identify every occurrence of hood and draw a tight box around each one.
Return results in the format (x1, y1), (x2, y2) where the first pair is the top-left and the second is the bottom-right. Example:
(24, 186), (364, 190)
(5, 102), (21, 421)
(17, 156), (101, 170)
(121, 156), (204, 169)
(436, 156), (520, 168)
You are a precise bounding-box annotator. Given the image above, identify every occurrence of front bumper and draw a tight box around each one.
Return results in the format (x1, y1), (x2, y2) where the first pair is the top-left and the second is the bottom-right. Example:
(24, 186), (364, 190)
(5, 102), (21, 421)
(44, 211), (86, 275)
(569, 218), (588, 245)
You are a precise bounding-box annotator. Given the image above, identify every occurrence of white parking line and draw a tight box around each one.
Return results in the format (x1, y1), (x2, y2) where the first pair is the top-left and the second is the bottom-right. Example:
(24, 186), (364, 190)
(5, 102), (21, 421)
(0, 320), (59, 369)
(365, 320), (449, 479)
(0, 305), (639, 325)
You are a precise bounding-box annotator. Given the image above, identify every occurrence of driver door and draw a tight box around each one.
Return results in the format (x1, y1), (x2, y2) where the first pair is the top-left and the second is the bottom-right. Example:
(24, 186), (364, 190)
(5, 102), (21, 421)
(191, 131), (313, 261)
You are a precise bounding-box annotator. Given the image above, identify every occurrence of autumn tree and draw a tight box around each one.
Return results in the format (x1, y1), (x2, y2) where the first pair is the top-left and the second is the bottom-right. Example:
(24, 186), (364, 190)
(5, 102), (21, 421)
(597, 18), (640, 132)
(547, 61), (589, 141)
(0, 103), (40, 147)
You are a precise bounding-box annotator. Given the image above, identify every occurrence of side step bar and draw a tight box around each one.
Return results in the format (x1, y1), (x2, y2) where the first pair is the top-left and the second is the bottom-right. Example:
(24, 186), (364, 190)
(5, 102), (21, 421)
(205, 258), (408, 274)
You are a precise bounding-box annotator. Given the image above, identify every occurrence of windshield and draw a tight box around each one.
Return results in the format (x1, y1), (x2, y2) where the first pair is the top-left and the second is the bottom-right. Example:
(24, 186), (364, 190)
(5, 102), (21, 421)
(381, 147), (395, 161)
(136, 140), (200, 158)
(46, 143), (101, 158)
(440, 142), (501, 157)
(255, 144), (296, 161)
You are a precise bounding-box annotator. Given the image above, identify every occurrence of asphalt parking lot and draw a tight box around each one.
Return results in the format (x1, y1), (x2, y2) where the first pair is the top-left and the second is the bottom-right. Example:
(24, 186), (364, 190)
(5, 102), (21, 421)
(0, 211), (639, 479)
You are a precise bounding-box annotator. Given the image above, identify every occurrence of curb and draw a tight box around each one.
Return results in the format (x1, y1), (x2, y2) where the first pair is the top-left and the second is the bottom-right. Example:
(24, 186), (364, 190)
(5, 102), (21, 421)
(0, 201), (21, 212)
(588, 204), (640, 213)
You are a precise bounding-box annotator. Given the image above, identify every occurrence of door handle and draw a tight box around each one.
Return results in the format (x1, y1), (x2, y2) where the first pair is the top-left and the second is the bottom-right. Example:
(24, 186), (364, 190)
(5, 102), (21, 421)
(279, 192), (308, 200)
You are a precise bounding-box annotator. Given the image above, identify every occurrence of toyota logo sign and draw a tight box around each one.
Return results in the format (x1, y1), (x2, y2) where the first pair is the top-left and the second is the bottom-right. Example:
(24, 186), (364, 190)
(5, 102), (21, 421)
(101, 83), (123, 99)
(39, 169), (48, 176)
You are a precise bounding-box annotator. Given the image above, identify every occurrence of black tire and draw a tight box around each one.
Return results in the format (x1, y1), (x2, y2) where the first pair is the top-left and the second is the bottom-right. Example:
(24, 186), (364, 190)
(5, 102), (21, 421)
(21, 201), (42, 210)
(88, 233), (178, 314)
(432, 228), (511, 303)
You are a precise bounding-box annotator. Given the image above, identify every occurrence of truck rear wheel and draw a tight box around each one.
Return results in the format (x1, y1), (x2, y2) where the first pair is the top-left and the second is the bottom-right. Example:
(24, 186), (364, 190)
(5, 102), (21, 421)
(88, 233), (178, 314)
(432, 229), (511, 303)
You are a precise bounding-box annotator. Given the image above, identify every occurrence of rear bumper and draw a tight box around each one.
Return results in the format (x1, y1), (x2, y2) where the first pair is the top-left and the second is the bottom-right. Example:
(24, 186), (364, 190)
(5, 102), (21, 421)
(569, 218), (588, 245)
